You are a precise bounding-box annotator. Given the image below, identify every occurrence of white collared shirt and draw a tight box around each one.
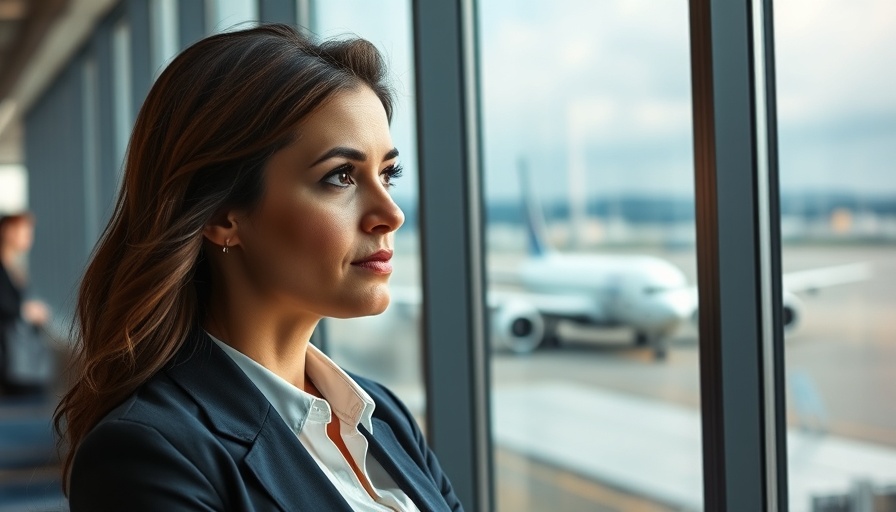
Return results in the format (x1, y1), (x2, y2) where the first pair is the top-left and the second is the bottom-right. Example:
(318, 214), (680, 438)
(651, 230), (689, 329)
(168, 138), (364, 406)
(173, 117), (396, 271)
(208, 333), (420, 512)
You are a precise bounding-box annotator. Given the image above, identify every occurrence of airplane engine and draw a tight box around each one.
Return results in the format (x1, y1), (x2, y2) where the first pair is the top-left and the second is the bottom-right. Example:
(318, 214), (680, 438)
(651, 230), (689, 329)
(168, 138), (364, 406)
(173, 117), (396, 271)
(782, 291), (803, 331)
(491, 299), (545, 354)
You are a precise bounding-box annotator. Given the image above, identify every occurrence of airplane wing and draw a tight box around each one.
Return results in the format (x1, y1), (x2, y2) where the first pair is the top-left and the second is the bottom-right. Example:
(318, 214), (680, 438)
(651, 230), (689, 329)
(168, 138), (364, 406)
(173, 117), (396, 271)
(782, 262), (872, 293)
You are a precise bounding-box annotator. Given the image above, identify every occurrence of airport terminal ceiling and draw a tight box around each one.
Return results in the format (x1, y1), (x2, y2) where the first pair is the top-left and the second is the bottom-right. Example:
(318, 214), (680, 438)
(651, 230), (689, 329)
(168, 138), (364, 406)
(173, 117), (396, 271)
(0, 0), (116, 164)
(0, 0), (47, 164)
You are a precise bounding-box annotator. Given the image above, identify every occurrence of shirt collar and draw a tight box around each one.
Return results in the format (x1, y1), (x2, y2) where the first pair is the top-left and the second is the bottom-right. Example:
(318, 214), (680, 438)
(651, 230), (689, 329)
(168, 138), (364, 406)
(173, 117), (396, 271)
(206, 332), (375, 434)
(305, 342), (376, 433)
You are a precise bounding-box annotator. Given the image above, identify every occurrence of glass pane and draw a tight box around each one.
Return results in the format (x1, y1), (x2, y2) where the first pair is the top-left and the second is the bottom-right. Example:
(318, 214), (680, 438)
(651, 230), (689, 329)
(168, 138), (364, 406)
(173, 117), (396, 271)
(478, 1), (703, 510)
(776, 2), (896, 509)
(311, 0), (425, 417)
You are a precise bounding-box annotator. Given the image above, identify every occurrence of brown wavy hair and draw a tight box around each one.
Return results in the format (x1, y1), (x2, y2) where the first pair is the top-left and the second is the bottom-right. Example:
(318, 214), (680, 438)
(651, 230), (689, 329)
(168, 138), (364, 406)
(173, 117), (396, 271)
(54, 23), (394, 490)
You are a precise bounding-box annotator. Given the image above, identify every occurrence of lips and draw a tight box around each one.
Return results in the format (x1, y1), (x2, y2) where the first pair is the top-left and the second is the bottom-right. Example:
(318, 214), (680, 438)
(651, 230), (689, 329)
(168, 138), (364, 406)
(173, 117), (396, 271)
(351, 249), (393, 274)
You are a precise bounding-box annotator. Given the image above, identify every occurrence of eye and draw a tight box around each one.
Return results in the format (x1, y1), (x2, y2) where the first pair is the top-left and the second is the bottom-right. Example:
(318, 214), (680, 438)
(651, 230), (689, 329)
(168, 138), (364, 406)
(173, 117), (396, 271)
(382, 163), (403, 187)
(322, 165), (355, 188)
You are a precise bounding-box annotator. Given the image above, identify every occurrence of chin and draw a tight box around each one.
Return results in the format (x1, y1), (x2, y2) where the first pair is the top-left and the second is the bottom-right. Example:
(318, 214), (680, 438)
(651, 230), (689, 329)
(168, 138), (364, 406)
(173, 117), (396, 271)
(364, 294), (391, 316)
(331, 292), (391, 319)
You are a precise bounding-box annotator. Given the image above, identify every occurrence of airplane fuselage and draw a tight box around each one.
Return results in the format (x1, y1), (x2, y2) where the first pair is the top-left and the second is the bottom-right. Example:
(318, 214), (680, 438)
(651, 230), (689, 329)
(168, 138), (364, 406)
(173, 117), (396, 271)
(518, 253), (693, 335)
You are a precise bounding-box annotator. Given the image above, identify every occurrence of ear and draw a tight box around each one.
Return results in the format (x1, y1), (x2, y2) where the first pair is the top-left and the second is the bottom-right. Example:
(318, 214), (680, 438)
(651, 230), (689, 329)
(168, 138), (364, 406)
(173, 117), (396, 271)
(202, 209), (242, 251)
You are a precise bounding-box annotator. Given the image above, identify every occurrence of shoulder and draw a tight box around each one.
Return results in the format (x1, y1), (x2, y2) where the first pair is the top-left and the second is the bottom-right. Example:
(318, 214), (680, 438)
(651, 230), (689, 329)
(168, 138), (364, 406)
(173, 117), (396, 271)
(70, 414), (227, 511)
(95, 370), (206, 437)
(69, 373), (238, 510)
(74, 372), (222, 470)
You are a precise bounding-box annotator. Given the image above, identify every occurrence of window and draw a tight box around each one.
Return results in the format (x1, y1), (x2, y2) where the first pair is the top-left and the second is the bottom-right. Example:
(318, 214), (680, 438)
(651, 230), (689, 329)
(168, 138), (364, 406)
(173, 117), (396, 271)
(776, 0), (896, 507)
(477, 1), (702, 509)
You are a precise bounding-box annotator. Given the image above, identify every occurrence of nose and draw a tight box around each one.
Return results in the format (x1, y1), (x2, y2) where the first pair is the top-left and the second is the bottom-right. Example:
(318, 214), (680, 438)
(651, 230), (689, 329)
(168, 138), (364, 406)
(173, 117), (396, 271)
(361, 185), (405, 235)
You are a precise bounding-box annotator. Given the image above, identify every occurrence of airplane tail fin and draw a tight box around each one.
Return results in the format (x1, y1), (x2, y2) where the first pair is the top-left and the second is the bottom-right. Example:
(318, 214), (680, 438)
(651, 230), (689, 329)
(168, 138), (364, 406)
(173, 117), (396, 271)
(518, 158), (552, 257)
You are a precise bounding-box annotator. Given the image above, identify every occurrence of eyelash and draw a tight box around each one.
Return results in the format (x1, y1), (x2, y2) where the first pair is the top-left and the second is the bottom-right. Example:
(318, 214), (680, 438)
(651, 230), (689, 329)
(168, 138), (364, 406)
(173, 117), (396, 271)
(384, 164), (403, 185)
(323, 163), (404, 189)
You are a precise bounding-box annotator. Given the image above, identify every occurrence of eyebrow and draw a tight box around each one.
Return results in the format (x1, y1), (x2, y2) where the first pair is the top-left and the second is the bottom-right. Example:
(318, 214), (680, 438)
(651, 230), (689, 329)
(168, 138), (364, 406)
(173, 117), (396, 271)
(310, 146), (399, 167)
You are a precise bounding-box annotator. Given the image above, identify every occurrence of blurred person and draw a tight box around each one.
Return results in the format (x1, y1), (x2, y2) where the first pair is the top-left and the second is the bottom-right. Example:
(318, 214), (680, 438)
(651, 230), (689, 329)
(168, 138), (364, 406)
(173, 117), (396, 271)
(54, 24), (461, 511)
(0, 211), (52, 397)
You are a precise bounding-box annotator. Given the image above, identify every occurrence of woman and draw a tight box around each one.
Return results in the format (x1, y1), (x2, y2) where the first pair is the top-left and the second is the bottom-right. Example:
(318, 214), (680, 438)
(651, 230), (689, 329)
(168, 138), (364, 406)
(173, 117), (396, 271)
(55, 24), (462, 511)
(0, 212), (51, 396)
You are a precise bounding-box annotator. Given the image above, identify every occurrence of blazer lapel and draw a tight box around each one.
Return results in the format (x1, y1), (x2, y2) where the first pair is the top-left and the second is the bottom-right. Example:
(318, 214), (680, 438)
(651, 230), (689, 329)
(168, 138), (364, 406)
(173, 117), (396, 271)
(166, 331), (353, 512)
(245, 412), (353, 512)
(363, 419), (451, 512)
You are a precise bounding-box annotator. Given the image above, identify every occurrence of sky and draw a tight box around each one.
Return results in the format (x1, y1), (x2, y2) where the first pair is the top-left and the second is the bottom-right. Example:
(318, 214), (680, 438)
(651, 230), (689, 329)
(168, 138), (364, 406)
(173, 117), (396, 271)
(309, 0), (895, 203)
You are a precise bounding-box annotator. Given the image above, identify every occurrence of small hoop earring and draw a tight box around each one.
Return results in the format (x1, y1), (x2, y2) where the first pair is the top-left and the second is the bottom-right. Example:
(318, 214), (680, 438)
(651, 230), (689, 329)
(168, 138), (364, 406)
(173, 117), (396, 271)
(223, 239), (230, 254)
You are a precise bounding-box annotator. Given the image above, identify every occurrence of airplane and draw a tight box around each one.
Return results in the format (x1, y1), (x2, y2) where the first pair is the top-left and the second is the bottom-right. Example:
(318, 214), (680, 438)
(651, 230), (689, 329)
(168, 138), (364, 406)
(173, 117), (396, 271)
(391, 168), (872, 361)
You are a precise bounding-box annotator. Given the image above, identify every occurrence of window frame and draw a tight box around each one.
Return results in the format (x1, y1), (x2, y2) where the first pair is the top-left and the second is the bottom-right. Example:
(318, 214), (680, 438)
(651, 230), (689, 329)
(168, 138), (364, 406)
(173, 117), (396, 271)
(688, 0), (789, 510)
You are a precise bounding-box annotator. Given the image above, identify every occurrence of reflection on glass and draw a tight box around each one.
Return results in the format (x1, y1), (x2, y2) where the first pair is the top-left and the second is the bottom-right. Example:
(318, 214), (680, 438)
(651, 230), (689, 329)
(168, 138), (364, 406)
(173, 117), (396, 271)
(776, 1), (896, 510)
(478, 1), (702, 510)
(311, 0), (424, 415)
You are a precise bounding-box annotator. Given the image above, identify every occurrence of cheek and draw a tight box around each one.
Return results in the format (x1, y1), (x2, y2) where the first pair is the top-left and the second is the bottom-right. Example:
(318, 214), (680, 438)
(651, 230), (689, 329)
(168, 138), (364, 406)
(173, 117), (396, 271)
(261, 198), (355, 268)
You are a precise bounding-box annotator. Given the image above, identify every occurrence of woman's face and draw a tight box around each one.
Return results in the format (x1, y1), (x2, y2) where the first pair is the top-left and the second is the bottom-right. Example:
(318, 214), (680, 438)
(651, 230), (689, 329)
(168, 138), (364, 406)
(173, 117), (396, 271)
(231, 85), (404, 319)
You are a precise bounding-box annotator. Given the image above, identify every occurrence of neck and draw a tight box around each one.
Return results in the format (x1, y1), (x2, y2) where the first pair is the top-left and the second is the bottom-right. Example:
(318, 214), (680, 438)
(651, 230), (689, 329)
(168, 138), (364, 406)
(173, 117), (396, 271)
(203, 292), (320, 391)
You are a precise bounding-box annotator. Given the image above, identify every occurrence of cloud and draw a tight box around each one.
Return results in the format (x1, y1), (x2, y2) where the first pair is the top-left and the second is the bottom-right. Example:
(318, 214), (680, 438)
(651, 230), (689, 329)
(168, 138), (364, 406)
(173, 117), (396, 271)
(478, 0), (896, 199)
(775, 0), (896, 122)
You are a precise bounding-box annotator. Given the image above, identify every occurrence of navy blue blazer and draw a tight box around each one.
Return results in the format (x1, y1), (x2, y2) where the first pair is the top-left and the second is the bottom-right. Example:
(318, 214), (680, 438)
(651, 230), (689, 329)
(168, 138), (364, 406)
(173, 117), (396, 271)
(68, 331), (463, 511)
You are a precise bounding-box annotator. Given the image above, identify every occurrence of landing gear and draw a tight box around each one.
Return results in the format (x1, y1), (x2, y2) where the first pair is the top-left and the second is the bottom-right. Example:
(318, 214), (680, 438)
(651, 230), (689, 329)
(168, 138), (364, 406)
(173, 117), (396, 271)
(636, 331), (668, 361)
(634, 331), (649, 347)
(542, 317), (562, 348)
(652, 342), (668, 361)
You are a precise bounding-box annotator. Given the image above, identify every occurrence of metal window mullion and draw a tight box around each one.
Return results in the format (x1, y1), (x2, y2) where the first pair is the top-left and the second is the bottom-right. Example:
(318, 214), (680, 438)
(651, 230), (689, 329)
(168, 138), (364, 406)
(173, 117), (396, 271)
(177, 1), (205, 47)
(91, 21), (118, 222)
(412, 1), (492, 511)
(258, 0), (296, 24)
(689, 0), (787, 510)
(756, 0), (789, 508)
